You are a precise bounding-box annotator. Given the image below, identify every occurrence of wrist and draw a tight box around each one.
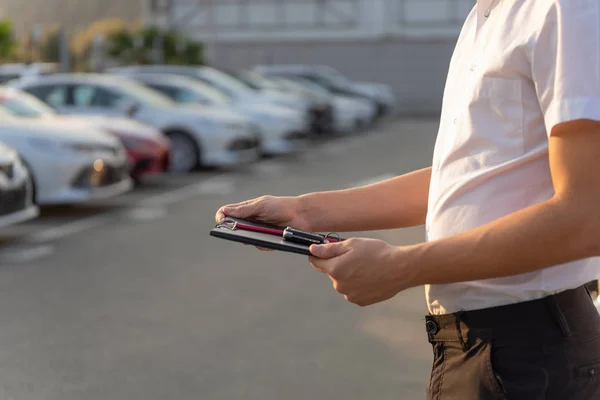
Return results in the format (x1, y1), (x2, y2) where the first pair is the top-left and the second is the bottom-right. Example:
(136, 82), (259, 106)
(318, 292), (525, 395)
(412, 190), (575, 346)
(294, 193), (321, 232)
(388, 242), (426, 289)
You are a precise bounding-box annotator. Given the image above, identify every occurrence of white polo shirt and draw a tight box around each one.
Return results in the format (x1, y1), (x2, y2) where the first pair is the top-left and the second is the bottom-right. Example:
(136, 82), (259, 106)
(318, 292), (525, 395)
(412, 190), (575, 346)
(425, 0), (600, 315)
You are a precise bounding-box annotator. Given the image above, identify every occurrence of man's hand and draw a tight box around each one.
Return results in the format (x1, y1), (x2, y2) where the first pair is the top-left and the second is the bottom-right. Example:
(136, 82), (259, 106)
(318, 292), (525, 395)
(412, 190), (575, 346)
(309, 238), (414, 307)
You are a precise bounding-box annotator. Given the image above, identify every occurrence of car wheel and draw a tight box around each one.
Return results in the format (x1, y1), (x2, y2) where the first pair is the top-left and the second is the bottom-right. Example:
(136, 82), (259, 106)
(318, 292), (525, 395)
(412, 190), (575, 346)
(165, 131), (200, 173)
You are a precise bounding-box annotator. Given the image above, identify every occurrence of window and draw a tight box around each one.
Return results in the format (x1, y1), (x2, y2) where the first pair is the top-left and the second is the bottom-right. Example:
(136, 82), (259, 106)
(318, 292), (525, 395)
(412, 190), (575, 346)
(174, 89), (201, 104)
(146, 84), (180, 101)
(72, 85), (123, 108)
(24, 85), (68, 107)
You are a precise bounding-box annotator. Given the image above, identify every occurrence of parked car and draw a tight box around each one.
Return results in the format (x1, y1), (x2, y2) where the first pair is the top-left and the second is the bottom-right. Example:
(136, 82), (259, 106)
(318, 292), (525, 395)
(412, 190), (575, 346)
(270, 76), (377, 133)
(0, 107), (132, 205)
(234, 70), (334, 134)
(0, 140), (39, 227)
(0, 87), (171, 182)
(119, 73), (308, 155)
(252, 64), (395, 117)
(106, 65), (313, 136)
(10, 74), (260, 173)
(0, 63), (60, 84)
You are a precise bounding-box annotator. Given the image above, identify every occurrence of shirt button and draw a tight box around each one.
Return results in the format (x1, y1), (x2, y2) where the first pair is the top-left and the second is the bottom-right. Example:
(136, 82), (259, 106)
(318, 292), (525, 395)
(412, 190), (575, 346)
(470, 63), (476, 72)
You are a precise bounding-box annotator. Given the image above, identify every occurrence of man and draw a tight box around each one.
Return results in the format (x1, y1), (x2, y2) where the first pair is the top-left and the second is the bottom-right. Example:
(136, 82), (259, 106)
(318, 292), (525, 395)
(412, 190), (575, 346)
(216, 0), (600, 398)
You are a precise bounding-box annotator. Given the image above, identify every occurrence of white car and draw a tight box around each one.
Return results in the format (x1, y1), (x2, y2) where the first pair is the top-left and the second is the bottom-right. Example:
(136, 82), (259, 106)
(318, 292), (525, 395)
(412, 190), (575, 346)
(0, 86), (172, 181)
(252, 64), (395, 118)
(106, 65), (312, 135)
(0, 140), (39, 227)
(10, 74), (260, 173)
(0, 108), (132, 205)
(236, 70), (334, 134)
(121, 73), (309, 155)
(272, 76), (377, 133)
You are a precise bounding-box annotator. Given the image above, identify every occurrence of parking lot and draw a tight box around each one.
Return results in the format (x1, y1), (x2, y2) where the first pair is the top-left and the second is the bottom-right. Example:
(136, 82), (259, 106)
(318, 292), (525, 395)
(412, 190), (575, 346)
(0, 118), (438, 400)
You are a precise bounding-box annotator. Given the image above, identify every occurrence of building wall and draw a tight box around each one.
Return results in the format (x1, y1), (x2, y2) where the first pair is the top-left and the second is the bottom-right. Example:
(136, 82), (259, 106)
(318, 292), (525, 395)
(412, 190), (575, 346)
(214, 39), (455, 116)
(145, 0), (473, 115)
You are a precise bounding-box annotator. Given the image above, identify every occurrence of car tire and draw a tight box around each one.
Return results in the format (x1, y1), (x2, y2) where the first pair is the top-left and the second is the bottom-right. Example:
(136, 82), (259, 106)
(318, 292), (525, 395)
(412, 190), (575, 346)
(164, 131), (200, 173)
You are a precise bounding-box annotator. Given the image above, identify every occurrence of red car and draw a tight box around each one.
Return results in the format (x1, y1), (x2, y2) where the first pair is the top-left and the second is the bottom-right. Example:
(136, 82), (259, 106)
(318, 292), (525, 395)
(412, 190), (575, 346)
(68, 116), (171, 182)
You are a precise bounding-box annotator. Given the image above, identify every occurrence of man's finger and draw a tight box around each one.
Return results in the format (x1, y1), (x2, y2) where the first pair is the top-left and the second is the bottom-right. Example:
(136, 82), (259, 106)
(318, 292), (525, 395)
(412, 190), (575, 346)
(257, 246), (275, 251)
(222, 202), (261, 219)
(309, 256), (328, 273)
(309, 242), (349, 259)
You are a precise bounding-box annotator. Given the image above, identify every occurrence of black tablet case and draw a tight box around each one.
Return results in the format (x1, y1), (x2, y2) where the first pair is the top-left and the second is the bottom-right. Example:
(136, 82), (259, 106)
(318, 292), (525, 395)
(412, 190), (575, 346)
(210, 217), (313, 256)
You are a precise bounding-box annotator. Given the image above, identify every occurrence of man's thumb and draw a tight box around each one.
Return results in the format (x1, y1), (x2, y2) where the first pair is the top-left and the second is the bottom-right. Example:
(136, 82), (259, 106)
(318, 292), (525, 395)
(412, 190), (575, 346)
(223, 204), (253, 218)
(309, 242), (347, 259)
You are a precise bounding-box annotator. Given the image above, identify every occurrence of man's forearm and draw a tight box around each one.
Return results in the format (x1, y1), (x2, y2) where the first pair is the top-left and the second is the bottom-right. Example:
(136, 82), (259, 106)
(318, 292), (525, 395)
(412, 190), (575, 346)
(298, 167), (431, 232)
(406, 196), (600, 287)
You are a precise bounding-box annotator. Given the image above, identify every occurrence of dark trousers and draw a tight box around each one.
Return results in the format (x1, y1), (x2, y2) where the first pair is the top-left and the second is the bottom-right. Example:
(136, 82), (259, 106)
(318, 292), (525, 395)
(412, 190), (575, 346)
(425, 286), (600, 399)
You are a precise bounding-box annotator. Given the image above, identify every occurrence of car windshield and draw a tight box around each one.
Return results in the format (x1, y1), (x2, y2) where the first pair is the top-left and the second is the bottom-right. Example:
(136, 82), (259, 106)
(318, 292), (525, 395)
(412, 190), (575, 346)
(0, 74), (21, 84)
(316, 66), (349, 86)
(287, 77), (331, 96)
(198, 68), (254, 97)
(186, 80), (232, 105)
(115, 80), (175, 107)
(0, 90), (56, 118)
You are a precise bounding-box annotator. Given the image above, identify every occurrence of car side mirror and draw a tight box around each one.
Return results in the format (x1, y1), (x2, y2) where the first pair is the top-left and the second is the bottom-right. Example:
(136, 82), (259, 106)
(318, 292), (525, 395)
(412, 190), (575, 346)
(117, 98), (140, 117)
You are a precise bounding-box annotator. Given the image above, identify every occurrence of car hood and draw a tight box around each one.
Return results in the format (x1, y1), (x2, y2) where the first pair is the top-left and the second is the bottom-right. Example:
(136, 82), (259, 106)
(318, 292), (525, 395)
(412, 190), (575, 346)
(351, 82), (395, 100)
(61, 115), (167, 141)
(0, 117), (121, 146)
(261, 90), (311, 107)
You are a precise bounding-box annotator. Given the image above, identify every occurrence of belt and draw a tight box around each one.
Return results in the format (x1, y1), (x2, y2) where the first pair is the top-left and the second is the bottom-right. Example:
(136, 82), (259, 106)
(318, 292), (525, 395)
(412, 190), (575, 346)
(425, 285), (600, 346)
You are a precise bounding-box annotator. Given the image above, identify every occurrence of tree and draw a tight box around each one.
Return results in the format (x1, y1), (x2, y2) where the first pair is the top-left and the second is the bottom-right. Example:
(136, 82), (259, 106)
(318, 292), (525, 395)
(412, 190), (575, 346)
(0, 20), (17, 61)
(106, 25), (204, 66)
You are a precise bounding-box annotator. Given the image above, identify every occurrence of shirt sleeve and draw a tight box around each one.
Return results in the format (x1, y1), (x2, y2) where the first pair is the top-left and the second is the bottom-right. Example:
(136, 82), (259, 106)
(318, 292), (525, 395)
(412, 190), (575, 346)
(530, 0), (600, 136)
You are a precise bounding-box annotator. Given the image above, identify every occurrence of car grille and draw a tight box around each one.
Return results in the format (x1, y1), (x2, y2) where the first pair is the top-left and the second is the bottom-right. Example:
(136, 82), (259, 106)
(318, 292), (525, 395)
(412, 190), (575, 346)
(132, 159), (152, 174)
(227, 138), (257, 152)
(72, 164), (128, 188)
(284, 131), (308, 141)
(0, 182), (28, 216)
(310, 105), (334, 134)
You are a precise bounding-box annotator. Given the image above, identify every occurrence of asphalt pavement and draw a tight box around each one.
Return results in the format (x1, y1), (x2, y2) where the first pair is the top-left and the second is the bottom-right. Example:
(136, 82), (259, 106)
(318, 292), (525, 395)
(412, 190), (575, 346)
(0, 118), (439, 400)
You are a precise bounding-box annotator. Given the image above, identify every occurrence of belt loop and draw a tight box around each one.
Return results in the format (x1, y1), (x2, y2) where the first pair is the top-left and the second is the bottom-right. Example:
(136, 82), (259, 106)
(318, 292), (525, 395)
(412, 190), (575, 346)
(455, 311), (470, 351)
(546, 294), (572, 338)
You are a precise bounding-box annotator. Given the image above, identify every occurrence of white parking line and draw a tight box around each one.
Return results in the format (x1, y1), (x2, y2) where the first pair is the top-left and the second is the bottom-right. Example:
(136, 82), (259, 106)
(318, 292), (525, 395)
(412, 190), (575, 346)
(251, 162), (285, 178)
(349, 174), (397, 188)
(0, 245), (55, 263)
(140, 177), (235, 207)
(127, 207), (168, 222)
(20, 177), (236, 244)
(25, 214), (110, 243)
